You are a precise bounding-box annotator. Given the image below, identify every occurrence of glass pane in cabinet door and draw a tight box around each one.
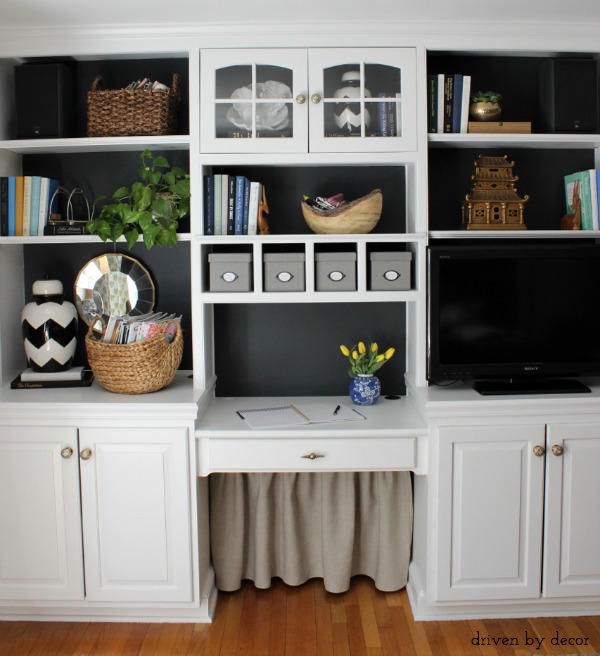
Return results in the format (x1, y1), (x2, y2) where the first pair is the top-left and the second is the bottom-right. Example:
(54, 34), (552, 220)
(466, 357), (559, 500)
(322, 64), (367, 137)
(255, 65), (294, 139)
(364, 64), (402, 138)
(215, 65), (253, 138)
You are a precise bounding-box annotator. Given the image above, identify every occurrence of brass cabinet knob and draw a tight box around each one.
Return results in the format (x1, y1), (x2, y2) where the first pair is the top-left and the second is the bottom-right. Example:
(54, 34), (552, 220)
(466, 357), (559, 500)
(301, 452), (325, 460)
(532, 445), (545, 457)
(80, 448), (93, 461)
(551, 444), (564, 457)
(310, 93), (322, 104)
(296, 93), (307, 104)
(61, 447), (74, 459)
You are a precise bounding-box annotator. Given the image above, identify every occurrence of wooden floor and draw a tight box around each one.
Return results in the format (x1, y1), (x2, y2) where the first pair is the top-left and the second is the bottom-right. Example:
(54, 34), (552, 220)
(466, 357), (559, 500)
(1, 578), (600, 655)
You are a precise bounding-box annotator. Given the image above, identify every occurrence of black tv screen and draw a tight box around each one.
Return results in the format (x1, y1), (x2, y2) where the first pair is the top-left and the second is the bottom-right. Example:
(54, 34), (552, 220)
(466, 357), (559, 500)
(428, 243), (600, 394)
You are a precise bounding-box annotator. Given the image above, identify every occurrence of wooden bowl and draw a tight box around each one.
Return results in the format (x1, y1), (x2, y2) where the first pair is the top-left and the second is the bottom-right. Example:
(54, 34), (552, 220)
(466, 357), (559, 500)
(301, 189), (383, 234)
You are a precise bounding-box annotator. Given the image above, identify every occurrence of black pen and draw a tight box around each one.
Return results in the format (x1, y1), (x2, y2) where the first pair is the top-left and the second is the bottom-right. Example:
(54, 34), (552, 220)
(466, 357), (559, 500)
(333, 405), (340, 415)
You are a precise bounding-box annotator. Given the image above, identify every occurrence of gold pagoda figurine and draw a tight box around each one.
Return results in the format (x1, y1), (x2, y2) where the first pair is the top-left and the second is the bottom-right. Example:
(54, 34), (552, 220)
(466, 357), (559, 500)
(462, 155), (529, 230)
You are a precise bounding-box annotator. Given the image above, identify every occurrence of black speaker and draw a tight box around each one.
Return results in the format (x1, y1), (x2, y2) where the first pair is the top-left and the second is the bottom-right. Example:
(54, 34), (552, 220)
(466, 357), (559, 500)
(539, 59), (599, 133)
(15, 64), (75, 138)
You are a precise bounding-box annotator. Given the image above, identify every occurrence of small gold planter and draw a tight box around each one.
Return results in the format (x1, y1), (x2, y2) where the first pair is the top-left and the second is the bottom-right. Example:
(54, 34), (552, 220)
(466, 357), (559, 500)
(469, 101), (502, 122)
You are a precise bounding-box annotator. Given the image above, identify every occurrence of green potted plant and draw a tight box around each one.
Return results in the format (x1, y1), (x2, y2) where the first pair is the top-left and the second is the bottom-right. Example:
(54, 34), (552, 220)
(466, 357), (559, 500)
(469, 90), (503, 121)
(87, 149), (190, 249)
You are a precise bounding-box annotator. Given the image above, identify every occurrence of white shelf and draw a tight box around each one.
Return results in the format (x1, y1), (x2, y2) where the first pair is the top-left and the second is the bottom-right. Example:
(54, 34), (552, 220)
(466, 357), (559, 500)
(200, 290), (420, 304)
(428, 133), (600, 149)
(429, 230), (600, 239)
(0, 135), (190, 154)
(0, 233), (192, 245)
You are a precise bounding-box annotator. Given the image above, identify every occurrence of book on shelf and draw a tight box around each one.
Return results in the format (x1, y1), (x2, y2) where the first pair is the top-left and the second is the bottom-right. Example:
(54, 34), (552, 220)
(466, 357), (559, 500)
(203, 173), (264, 236)
(1, 176), (61, 237)
(213, 173), (222, 236)
(20, 366), (86, 382)
(11, 369), (94, 389)
(428, 73), (471, 134)
(0, 177), (8, 236)
(203, 174), (214, 235)
(565, 169), (598, 230)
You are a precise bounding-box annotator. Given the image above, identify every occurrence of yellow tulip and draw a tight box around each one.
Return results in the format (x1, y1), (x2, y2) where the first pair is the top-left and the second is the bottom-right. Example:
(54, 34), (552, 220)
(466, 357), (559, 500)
(358, 341), (366, 354)
(384, 347), (395, 360)
(376, 354), (385, 362)
(352, 350), (359, 360)
(340, 344), (350, 356)
(370, 342), (378, 353)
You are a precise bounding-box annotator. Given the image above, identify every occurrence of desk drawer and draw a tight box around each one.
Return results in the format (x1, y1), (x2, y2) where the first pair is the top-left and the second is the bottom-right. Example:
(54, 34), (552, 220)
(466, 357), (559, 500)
(207, 436), (416, 472)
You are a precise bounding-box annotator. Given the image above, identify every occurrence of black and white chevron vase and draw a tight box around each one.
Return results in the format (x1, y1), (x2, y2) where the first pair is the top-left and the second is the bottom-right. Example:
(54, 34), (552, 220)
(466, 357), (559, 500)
(21, 279), (78, 373)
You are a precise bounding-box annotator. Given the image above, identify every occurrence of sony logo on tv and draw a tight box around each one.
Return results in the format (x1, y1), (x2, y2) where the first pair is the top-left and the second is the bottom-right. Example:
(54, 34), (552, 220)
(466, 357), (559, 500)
(524, 366), (540, 371)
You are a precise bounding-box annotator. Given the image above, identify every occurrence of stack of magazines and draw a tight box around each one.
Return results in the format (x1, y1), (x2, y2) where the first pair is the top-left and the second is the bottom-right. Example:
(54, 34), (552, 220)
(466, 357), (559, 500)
(102, 312), (181, 345)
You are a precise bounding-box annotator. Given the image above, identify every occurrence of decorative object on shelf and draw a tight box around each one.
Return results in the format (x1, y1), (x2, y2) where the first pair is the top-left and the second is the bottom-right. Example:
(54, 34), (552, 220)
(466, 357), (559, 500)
(43, 186), (91, 236)
(258, 186), (270, 235)
(21, 278), (78, 373)
(339, 341), (395, 406)
(85, 320), (183, 394)
(561, 179), (582, 230)
(87, 74), (180, 137)
(301, 189), (382, 234)
(86, 150), (190, 249)
(74, 253), (155, 329)
(349, 374), (382, 406)
(462, 155), (529, 230)
(469, 90), (502, 122)
(226, 80), (292, 132)
(467, 121), (531, 134)
(333, 70), (372, 134)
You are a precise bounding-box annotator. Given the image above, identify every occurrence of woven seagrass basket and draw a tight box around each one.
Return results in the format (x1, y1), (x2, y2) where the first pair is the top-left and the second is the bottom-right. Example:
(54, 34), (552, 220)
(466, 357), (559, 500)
(85, 323), (183, 394)
(87, 74), (181, 137)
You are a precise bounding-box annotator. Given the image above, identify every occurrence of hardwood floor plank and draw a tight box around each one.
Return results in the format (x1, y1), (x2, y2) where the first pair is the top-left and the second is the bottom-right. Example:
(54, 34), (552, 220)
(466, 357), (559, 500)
(2, 580), (600, 656)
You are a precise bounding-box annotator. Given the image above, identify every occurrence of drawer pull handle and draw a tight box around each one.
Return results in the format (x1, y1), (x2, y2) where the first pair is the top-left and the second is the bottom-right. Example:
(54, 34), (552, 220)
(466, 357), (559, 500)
(552, 444), (564, 456)
(61, 447), (74, 459)
(301, 452), (325, 460)
(532, 445), (545, 457)
(80, 448), (93, 461)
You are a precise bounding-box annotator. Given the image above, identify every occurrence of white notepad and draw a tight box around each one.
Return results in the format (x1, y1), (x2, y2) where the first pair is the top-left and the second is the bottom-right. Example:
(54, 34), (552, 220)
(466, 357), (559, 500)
(236, 402), (365, 429)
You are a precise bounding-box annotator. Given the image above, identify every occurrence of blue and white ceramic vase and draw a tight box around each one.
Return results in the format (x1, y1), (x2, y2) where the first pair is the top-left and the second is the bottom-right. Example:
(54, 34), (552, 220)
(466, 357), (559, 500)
(21, 279), (78, 372)
(349, 373), (381, 406)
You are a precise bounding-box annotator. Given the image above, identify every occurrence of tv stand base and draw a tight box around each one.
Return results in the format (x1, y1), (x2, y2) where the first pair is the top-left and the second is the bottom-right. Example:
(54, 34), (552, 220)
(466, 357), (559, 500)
(473, 378), (592, 396)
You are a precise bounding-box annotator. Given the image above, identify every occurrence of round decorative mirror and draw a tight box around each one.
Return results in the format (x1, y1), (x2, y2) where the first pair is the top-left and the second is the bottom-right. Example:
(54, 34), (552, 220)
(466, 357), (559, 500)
(74, 254), (155, 327)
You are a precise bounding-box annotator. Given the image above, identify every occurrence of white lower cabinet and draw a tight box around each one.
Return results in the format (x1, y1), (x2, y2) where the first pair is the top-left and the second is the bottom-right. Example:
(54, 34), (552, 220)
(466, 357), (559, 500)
(0, 425), (192, 605)
(435, 422), (600, 603)
(0, 426), (84, 601)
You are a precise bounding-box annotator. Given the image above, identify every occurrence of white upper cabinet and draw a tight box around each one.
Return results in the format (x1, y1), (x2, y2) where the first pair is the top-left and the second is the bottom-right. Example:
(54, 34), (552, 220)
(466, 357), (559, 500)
(199, 48), (417, 154)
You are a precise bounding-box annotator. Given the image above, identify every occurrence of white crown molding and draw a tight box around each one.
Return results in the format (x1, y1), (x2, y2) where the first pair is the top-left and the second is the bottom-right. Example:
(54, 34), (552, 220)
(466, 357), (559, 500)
(0, 19), (600, 57)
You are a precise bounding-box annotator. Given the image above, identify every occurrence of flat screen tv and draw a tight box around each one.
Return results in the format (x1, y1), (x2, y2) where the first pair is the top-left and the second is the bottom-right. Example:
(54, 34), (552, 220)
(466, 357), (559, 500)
(427, 243), (600, 395)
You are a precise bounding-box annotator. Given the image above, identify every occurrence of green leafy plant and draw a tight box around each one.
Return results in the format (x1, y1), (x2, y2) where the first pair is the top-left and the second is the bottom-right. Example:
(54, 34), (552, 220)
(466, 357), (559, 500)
(87, 150), (190, 250)
(339, 341), (395, 377)
(471, 90), (502, 103)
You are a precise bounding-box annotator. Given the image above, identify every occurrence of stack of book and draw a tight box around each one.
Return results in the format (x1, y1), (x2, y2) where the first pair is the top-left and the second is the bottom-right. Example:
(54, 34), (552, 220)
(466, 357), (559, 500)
(0, 175), (60, 237)
(203, 174), (263, 236)
(427, 73), (472, 134)
(11, 366), (94, 389)
(564, 169), (600, 230)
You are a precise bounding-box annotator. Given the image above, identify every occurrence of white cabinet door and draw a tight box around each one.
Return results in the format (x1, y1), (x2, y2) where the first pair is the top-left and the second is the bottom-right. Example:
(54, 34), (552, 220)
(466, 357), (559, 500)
(200, 48), (309, 154)
(78, 427), (192, 603)
(435, 424), (545, 601)
(544, 423), (600, 598)
(308, 48), (417, 153)
(0, 426), (84, 601)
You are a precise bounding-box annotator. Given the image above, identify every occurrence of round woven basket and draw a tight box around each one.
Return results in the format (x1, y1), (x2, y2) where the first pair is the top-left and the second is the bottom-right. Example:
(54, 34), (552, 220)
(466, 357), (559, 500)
(301, 189), (383, 234)
(85, 324), (183, 394)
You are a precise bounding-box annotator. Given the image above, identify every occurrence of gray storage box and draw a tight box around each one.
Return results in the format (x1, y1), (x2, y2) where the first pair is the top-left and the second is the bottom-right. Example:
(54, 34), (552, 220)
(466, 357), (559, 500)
(370, 251), (412, 291)
(315, 252), (357, 291)
(264, 253), (305, 292)
(208, 253), (253, 292)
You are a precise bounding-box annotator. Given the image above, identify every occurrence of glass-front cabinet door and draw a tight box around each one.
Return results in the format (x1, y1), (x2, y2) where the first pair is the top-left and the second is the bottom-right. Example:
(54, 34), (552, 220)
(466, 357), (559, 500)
(308, 48), (417, 152)
(199, 48), (417, 154)
(200, 49), (309, 153)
